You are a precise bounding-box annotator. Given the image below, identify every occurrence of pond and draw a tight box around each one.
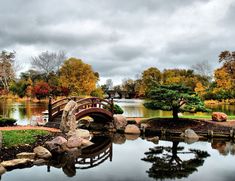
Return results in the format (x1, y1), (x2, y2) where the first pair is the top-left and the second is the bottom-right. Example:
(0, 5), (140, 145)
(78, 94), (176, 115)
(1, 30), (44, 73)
(115, 99), (235, 118)
(0, 98), (234, 125)
(1, 135), (235, 181)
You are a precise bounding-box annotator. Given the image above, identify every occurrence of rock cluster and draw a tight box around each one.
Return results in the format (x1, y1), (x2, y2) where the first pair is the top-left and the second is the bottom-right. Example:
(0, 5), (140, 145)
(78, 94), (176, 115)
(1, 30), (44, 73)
(0, 128), (93, 177)
(113, 115), (143, 136)
(181, 128), (199, 144)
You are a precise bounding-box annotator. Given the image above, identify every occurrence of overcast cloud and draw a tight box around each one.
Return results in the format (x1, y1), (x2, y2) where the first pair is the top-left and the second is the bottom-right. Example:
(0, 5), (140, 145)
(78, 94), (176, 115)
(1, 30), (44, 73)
(0, 0), (235, 84)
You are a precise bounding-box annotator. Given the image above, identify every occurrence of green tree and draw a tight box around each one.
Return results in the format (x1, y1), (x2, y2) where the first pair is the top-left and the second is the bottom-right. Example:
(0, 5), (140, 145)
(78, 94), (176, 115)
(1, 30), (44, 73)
(9, 80), (29, 98)
(59, 58), (98, 95)
(144, 84), (209, 120)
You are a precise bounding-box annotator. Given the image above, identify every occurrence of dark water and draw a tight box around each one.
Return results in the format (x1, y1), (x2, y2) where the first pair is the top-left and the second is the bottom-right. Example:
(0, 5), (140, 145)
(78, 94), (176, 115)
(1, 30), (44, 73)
(1, 135), (235, 181)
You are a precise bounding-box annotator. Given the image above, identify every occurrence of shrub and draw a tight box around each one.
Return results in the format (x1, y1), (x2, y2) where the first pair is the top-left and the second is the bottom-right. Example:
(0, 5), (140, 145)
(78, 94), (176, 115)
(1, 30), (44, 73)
(0, 118), (17, 126)
(113, 104), (124, 114)
(104, 104), (124, 114)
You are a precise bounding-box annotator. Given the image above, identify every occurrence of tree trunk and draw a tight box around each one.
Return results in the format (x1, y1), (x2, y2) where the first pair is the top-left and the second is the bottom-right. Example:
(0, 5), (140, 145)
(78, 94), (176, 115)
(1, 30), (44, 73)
(173, 108), (179, 120)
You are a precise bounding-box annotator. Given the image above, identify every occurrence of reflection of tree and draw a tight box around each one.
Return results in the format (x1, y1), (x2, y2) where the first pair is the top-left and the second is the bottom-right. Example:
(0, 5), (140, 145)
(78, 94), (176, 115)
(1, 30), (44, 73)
(142, 141), (210, 180)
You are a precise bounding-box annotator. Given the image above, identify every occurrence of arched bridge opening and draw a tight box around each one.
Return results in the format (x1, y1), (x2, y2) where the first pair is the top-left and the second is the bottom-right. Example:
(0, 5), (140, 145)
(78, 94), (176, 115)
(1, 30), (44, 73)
(48, 96), (114, 124)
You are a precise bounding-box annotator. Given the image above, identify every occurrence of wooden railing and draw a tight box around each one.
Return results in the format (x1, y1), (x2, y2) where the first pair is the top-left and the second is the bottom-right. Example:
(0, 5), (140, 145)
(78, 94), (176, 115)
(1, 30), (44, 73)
(48, 97), (114, 122)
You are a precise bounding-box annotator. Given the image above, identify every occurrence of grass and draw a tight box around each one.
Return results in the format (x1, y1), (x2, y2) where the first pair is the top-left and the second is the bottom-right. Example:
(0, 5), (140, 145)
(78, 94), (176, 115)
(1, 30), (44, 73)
(2, 130), (50, 148)
(179, 115), (235, 120)
(140, 115), (235, 123)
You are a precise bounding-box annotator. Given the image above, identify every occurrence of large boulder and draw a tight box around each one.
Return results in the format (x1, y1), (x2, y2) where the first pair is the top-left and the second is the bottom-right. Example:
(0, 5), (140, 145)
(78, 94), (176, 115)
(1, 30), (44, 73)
(77, 116), (93, 128)
(67, 129), (91, 140)
(212, 112), (228, 122)
(33, 146), (52, 159)
(67, 135), (83, 148)
(184, 129), (199, 139)
(16, 152), (36, 160)
(124, 124), (141, 134)
(113, 115), (127, 130)
(1, 159), (32, 169)
(60, 100), (78, 133)
(45, 136), (68, 153)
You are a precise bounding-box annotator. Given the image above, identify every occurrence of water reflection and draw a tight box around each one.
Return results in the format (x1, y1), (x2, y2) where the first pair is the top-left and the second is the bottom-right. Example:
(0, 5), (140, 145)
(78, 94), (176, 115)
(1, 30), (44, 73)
(115, 99), (235, 117)
(2, 135), (235, 181)
(47, 136), (112, 177)
(142, 141), (210, 180)
(0, 99), (47, 125)
(211, 140), (235, 156)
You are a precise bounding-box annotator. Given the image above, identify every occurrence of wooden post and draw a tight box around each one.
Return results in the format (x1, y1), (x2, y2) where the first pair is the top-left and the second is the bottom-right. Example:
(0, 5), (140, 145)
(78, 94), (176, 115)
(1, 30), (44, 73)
(208, 130), (213, 138)
(48, 96), (52, 122)
(230, 129), (234, 138)
(110, 144), (113, 162)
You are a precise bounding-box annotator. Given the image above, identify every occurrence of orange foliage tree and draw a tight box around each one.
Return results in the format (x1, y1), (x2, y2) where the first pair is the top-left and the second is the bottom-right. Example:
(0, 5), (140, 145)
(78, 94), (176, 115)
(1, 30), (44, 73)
(59, 58), (98, 95)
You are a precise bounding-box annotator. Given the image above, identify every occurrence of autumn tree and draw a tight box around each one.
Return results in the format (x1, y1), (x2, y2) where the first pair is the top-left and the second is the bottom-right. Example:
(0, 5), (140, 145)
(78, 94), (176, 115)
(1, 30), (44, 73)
(32, 81), (51, 100)
(0, 51), (15, 92)
(219, 50), (235, 82)
(140, 67), (161, 95)
(122, 78), (137, 98)
(31, 50), (66, 75)
(162, 69), (210, 93)
(144, 84), (209, 120)
(59, 58), (98, 95)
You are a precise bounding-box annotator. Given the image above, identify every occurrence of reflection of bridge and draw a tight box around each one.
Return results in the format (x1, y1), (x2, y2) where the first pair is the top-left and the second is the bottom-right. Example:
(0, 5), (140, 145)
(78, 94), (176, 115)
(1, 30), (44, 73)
(48, 97), (114, 123)
(76, 136), (112, 169)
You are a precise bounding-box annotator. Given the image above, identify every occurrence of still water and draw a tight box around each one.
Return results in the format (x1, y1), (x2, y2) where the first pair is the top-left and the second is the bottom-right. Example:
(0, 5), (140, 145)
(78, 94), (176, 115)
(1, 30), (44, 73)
(1, 99), (235, 181)
(115, 99), (235, 118)
(1, 135), (235, 181)
(0, 99), (234, 125)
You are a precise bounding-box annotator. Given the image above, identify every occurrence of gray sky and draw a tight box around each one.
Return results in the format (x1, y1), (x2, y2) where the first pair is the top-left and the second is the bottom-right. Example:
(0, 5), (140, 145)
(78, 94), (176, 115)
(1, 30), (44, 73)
(1, 0), (235, 85)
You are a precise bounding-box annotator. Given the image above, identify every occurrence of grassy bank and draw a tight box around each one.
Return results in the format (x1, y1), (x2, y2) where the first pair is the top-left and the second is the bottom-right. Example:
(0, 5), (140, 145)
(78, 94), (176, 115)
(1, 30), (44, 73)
(2, 130), (50, 148)
(138, 115), (235, 123)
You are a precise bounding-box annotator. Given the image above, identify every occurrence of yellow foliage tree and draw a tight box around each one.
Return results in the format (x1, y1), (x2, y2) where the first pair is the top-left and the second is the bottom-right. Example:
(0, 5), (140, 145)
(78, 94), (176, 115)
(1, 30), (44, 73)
(214, 67), (233, 93)
(194, 82), (206, 98)
(140, 67), (161, 94)
(59, 58), (98, 95)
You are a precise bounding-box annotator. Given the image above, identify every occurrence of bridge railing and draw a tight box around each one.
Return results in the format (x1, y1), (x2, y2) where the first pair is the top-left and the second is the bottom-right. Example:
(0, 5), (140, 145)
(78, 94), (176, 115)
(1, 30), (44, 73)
(48, 96), (114, 122)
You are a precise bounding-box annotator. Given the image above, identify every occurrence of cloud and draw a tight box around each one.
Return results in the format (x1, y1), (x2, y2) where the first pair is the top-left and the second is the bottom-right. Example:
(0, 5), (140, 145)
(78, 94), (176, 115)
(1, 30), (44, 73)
(0, 0), (235, 85)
